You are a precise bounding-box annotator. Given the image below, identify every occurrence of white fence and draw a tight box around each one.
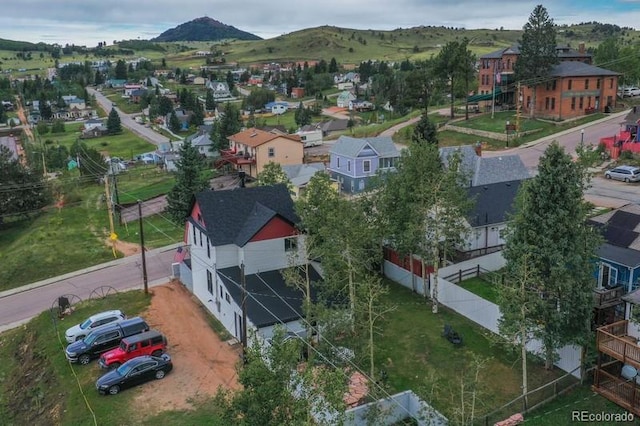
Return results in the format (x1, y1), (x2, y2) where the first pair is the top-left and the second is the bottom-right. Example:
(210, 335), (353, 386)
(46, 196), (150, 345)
(383, 252), (583, 379)
(342, 390), (448, 426)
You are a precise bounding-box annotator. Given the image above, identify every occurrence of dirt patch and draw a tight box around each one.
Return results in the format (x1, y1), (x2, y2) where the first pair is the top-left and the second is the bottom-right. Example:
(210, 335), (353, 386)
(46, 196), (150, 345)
(131, 281), (241, 418)
(104, 238), (141, 257)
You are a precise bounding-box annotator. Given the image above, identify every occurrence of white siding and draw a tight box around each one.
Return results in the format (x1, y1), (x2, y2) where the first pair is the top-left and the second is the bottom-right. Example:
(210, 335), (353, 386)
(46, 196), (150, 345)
(462, 223), (507, 252)
(242, 236), (306, 275)
(257, 320), (306, 341)
(215, 244), (238, 269)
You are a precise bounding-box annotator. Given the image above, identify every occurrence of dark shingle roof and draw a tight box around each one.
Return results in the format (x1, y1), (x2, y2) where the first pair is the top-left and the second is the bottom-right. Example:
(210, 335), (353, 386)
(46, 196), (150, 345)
(217, 265), (322, 327)
(597, 243), (640, 269)
(193, 184), (298, 247)
(549, 61), (620, 78)
(467, 180), (522, 227)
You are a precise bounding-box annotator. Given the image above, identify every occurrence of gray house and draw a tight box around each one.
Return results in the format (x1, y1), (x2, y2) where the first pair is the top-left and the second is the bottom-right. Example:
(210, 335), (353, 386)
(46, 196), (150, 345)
(439, 145), (530, 187)
(328, 136), (400, 194)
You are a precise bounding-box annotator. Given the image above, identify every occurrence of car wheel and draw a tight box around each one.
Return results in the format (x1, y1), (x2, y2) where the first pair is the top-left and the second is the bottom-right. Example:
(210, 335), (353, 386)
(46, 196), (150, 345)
(605, 174), (611, 179)
(75, 335), (84, 342)
(110, 362), (120, 369)
(625, 178), (630, 183)
(151, 350), (162, 357)
(108, 385), (120, 395)
(79, 354), (91, 365)
(155, 370), (166, 379)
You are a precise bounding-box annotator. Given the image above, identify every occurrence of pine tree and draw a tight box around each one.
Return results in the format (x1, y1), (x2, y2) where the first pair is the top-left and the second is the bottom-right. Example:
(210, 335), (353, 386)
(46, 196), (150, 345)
(514, 5), (558, 118)
(499, 142), (602, 369)
(0, 146), (51, 220)
(166, 140), (210, 224)
(169, 110), (181, 133)
(106, 107), (122, 135)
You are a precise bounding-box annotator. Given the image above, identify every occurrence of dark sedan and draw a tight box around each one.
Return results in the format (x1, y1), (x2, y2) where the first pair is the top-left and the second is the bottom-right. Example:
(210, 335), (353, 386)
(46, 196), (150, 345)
(96, 354), (172, 395)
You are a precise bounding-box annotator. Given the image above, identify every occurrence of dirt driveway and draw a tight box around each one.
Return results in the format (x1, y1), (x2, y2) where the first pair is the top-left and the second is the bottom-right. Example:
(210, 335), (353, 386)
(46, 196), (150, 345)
(131, 280), (241, 418)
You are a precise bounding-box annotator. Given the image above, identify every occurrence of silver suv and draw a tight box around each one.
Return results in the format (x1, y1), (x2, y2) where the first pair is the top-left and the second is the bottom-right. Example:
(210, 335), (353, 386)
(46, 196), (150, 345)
(605, 165), (640, 182)
(65, 310), (126, 343)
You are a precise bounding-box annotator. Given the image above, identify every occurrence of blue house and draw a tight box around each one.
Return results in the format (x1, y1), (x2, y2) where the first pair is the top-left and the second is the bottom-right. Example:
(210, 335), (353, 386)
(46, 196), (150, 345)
(589, 204), (640, 323)
(328, 136), (399, 194)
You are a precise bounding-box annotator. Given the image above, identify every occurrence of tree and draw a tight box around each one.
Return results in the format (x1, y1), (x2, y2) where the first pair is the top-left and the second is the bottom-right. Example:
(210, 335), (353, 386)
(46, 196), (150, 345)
(256, 162), (291, 189)
(328, 57), (338, 73)
(205, 90), (216, 111)
(114, 59), (128, 80)
(514, 4), (558, 118)
(210, 103), (242, 152)
(36, 121), (49, 136)
(435, 40), (473, 119)
(158, 96), (174, 116)
(0, 145), (51, 221)
(165, 140), (209, 224)
(499, 142), (602, 369)
(412, 114), (438, 145)
(70, 140), (107, 177)
(169, 110), (181, 133)
(106, 107), (122, 135)
(376, 142), (471, 313)
(190, 101), (204, 127)
(51, 119), (65, 134)
(294, 102), (311, 127)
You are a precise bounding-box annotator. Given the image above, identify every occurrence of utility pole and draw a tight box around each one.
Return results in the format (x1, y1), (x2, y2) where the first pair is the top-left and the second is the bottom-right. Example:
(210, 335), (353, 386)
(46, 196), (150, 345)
(111, 160), (121, 224)
(104, 175), (117, 257)
(138, 200), (148, 294)
(241, 262), (248, 357)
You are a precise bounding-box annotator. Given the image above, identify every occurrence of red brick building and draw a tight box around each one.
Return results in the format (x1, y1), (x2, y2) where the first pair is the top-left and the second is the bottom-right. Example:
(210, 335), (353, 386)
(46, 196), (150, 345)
(472, 44), (620, 120)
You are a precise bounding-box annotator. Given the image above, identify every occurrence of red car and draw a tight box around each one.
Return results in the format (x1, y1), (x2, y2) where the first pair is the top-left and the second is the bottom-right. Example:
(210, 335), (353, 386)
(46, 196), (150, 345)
(99, 330), (167, 369)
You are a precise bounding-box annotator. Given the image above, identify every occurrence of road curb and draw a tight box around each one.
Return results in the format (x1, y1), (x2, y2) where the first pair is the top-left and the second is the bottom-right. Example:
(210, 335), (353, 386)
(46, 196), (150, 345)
(0, 243), (183, 300)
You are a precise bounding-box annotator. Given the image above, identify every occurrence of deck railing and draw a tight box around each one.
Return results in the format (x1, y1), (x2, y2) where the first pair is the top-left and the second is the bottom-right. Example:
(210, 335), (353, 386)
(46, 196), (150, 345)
(593, 286), (624, 308)
(597, 320), (640, 368)
(593, 368), (640, 416)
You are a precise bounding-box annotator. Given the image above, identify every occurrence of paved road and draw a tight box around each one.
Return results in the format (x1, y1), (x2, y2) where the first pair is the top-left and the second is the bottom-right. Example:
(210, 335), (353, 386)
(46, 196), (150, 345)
(87, 87), (170, 146)
(0, 243), (181, 332)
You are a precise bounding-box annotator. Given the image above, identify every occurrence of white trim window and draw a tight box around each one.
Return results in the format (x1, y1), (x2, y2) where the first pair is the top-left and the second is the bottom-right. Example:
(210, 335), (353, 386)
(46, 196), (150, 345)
(363, 160), (371, 173)
(598, 263), (618, 289)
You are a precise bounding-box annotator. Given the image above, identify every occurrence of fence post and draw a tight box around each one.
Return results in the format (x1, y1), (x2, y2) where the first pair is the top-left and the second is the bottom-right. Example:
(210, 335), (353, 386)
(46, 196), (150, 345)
(459, 269), (462, 283)
(476, 264), (480, 277)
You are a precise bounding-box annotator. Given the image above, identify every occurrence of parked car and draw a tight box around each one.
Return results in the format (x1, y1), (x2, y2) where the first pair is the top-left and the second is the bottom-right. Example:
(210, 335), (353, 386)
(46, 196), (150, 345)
(64, 310), (126, 343)
(65, 317), (149, 365)
(99, 330), (168, 369)
(604, 165), (640, 182)
(620, 87), (640, 97)
(96, 354), (173, 395)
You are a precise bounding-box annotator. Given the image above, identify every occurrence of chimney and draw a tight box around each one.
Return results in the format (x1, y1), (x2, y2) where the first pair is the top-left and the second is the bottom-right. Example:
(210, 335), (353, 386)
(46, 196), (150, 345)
(474, 141), (482, 157)
(579, 43), (585, 54)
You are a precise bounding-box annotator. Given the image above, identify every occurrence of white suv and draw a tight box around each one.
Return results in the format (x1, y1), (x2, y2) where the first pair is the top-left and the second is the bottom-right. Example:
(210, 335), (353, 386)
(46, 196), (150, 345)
(64, 310), (126, 343)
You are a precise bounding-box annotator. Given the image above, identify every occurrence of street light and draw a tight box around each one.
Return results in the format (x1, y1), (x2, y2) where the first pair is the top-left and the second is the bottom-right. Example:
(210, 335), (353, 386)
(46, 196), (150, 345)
(581, 129), (584, 144)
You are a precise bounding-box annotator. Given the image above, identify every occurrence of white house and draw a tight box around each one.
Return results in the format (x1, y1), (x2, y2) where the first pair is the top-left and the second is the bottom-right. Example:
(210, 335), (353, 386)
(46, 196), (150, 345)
(177, 185), (321, 343)
(297, 126), (323, 147)
(336, 91), (356, 108)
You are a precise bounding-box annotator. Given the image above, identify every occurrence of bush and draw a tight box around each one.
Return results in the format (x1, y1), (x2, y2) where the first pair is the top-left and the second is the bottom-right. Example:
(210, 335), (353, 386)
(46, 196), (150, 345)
(619, 150), (634, 161)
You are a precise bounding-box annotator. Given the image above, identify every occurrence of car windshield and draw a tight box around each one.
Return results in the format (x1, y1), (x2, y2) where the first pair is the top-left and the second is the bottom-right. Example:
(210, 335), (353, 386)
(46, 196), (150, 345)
(79, 319), (92, 330)
(116, 362), (135, 376)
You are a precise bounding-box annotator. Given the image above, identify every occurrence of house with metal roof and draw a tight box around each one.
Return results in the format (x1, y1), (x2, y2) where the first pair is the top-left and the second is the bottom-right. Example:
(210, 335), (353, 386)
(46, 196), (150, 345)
(177, 184), (322, 343)
(328, 136), (400, 194)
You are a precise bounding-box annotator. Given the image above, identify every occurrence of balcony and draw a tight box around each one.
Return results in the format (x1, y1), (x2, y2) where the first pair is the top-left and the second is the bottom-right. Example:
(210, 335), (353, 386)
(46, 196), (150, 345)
(593, 286), (624, 309)
(596, 320), (640, 370)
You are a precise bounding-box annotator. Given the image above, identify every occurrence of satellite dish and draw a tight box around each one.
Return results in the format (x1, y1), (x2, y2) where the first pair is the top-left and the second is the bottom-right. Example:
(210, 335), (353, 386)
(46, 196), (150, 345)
(622, 364), (637, 380)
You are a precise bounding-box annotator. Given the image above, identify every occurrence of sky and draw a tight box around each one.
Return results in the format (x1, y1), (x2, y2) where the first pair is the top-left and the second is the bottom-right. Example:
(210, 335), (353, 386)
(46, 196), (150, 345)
(2, 1), (639, 47)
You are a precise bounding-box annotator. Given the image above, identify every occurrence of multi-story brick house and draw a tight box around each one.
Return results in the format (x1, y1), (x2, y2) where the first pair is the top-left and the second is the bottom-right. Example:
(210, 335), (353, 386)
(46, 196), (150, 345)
(473, 43), (621, 120)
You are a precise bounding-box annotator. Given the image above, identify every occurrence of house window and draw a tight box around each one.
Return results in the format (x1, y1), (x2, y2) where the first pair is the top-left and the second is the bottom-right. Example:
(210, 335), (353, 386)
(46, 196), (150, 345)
(199, 231), (203, 246)
(192, 224), (196, 243)
(225, 293), (230, 303)
(207, 270), (213, 294)
(545, 97), (550, 110)
(571, 97), (576, 110)
(347, 161), (351, 172)
(585, 79), (589, 90)
(599, 263), (618, 289)
(363, 160), (371, 173)
(568, 79), (572, 90)
(610, 78), (614, 89)
(551, 98), (555, 110)
(596, 78), (601, 89)
(207, 237), (210, 258)
(285, 237), (298, 252)
(337, 157), (340, 168)
(268, 147), (275, 158)
(579, 96), (584, 109)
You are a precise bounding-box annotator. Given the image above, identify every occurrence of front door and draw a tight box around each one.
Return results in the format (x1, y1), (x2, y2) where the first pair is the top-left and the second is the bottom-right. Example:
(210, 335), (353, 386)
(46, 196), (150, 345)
(599, 263), (617, 288)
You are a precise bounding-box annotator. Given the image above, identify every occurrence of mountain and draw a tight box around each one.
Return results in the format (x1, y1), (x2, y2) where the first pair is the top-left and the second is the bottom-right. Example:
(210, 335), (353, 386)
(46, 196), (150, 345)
(152, 16), (261, 42)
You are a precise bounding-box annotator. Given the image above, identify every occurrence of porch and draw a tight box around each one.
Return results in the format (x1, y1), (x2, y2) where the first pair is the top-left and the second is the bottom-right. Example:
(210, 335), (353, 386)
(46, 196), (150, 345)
(593, 286), (624, 309)
(596, 320), (640, 370)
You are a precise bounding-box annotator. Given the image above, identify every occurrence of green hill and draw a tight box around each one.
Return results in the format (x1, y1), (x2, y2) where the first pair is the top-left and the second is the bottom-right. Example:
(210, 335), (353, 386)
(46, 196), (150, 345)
(152, 16), (261, 42)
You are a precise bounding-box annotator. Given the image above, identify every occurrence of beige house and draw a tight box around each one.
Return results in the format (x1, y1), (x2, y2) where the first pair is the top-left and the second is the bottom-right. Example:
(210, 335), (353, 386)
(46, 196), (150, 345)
(225, 128), (303, 178)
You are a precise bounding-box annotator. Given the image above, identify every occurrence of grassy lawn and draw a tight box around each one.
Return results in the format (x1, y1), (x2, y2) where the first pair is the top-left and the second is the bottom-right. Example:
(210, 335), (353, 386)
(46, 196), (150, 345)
(371, 281), (565, 422)
(524, 385), (632, 425)
(457, 276), (501, 304)
(0, 291), (152, 425)
(0, 166), (182, 291)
